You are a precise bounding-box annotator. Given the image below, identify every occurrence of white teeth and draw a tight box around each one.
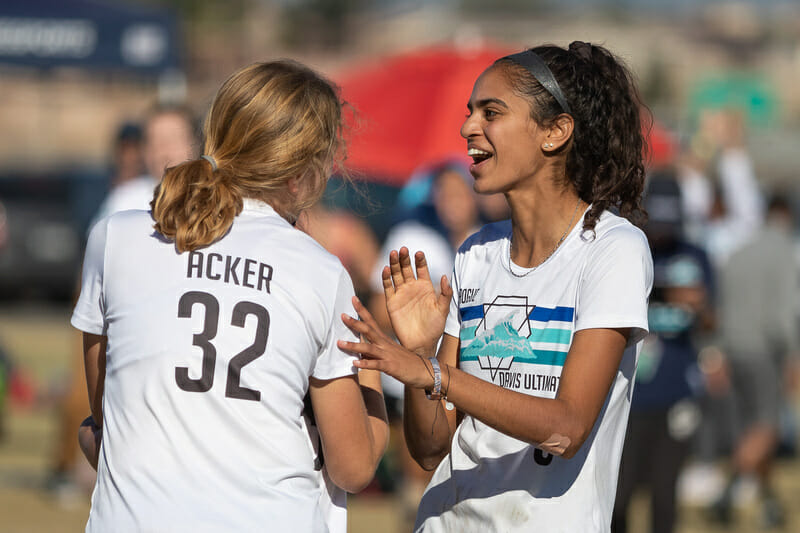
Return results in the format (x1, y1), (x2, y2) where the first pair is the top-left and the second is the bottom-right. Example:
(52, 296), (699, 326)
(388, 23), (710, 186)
(468, 148), (491, 157)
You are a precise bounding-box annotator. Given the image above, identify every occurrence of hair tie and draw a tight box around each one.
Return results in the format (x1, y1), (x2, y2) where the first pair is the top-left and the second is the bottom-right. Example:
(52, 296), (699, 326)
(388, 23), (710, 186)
(502, 50), (572, 115)
(201, 154), (218, 171)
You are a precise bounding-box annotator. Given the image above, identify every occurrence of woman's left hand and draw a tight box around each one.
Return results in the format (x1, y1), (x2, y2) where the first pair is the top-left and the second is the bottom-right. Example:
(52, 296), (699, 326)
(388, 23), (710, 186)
(338, 296), (435, 390)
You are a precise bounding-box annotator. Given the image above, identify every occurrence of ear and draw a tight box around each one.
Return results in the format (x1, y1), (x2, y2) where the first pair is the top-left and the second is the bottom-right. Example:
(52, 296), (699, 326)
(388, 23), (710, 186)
(287, 176), (301, 196)
(542, 114), (574, 152)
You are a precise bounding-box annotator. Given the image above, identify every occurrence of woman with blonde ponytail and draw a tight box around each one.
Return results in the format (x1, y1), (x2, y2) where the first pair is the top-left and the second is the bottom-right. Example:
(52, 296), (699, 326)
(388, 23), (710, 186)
(72, 60), (388, 532)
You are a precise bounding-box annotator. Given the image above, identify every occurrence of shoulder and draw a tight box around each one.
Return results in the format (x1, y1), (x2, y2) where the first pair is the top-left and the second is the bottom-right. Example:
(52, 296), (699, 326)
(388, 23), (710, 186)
(100, 208), (154, 237)
(586, 211), (650, 257)
(457, 220), (511, 256)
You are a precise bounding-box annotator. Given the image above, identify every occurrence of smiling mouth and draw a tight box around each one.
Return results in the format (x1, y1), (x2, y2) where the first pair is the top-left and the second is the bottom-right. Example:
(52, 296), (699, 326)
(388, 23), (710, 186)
(468, 148), (492, 165)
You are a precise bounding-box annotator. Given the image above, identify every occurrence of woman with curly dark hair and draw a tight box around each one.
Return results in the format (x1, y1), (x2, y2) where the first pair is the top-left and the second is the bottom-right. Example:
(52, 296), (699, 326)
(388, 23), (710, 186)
(338, 41), (654, 531)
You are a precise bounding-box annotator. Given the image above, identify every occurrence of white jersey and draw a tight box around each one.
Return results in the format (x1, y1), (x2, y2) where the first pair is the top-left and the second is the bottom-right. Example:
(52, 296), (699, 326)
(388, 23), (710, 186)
(88, 175), (159, 233)
(72, 199), (359, 533)
(415, 209), (653, 533)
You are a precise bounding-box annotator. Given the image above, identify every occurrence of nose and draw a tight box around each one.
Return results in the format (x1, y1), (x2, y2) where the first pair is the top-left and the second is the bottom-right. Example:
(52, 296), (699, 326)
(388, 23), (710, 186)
(460, 111), (479, 139)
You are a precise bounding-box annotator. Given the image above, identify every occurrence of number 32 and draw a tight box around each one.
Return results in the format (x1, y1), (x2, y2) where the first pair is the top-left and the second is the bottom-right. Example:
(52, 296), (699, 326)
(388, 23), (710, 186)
(175, 290), (269, 401)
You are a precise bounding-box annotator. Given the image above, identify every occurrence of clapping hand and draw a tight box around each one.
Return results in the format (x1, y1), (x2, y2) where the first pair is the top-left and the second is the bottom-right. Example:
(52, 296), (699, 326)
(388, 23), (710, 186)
(382, 248), (452, 355)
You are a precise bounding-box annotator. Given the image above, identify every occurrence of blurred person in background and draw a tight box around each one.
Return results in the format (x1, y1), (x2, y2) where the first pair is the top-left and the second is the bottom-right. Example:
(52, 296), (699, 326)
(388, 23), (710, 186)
(299, 203), (381, 304)
(678, 109), (764, 268)
(89, 104), (199, 229)
(709, 194), (800, 529)
(107, 122), (145, 192)
(612, 171), (714, 533)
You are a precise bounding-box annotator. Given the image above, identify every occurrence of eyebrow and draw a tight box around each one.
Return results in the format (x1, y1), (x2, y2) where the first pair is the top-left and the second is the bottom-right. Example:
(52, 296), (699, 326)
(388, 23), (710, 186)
(467, 98), (509, 111)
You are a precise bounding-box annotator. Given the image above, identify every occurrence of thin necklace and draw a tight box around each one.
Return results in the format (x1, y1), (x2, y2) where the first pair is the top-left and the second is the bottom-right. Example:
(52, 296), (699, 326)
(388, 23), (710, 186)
(508, 198), (583, 278)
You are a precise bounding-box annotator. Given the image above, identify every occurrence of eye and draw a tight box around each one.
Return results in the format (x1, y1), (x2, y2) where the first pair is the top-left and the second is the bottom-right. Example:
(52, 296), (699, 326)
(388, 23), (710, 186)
(484, 109), (498, 119)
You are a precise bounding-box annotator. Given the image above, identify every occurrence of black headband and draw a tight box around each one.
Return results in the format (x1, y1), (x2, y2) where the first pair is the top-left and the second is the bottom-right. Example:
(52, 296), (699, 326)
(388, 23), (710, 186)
(503, 50), (572, 115)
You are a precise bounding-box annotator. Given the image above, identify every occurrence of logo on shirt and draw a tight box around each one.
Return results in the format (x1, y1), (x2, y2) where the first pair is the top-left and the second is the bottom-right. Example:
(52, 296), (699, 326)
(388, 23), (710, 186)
(459, 287), (480, 304)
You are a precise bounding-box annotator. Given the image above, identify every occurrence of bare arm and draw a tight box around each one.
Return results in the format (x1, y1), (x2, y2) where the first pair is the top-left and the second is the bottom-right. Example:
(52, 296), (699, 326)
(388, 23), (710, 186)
(402, 333), (460, 469)
(310, 372), (387, 493)
(340, 298), (459, 470)
(78, 415), (102, 470)
(345, 323), (629, 462)
(355, 367), (390, 467)
(441, 327), (628, 459)
(82, 332), (106, 427)
(78, 332), (106, 470)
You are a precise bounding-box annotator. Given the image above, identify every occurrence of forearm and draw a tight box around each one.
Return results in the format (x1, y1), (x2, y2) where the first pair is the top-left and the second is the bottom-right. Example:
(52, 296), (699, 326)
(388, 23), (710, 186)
(357, 368), (389, 466)
(403, 385), (455, 469)
(442, 365), (587, 457)
(78, 415), (102, 470)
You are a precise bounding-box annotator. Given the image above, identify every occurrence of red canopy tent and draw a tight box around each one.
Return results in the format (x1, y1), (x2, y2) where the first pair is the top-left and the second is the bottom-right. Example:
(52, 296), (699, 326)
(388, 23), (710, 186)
(336, 45), (676, 186)
(336, 45), (512, 186)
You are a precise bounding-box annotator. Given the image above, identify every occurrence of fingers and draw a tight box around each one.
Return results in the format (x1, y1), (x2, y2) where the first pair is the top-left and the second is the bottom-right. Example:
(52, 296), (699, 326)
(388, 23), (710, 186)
(381, 266), (395, 299)
(341, 312), (373, 340)
(389, 249), (404, 288)
(352, 296), (379, 330)
(399, 247), (415, 282)
(414, 251), (432, 282)
(438, 275), (454, 311)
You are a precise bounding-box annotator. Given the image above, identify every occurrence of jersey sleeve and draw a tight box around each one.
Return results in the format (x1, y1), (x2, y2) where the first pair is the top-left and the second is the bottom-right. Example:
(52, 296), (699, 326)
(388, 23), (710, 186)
(575, 227), (653, 345)
(71, 217), (109, 335)
(443, 260), (461, 339)
(313, 267), (359, 380)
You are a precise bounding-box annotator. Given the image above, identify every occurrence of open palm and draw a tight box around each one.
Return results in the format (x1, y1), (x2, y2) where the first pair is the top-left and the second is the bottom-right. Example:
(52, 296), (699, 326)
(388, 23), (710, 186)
(382, 248), (452, 354)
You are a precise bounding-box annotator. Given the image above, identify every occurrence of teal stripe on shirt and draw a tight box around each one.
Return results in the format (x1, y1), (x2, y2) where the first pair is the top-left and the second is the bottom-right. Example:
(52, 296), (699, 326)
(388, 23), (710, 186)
(529, 327), (572, 345)
(460, 349), (568, 367)
(460, 326), (571, 345)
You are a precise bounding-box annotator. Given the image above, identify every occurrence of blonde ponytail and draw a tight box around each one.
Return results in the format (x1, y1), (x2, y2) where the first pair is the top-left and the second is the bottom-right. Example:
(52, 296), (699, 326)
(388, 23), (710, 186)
(152, 60), (345, 252)
(152, 158), (242, 252)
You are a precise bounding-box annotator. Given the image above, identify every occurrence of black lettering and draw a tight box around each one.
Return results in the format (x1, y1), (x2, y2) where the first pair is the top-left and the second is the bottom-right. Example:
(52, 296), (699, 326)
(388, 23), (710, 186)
(206, 253), (223, 281)
(524, 374), (533, 389)
(225, 256), (240, 284)
(514, 373), (521, 388)
(258, 263), (273, 293)
(242, 259), (256, 288)
(187, 251), (203, 278)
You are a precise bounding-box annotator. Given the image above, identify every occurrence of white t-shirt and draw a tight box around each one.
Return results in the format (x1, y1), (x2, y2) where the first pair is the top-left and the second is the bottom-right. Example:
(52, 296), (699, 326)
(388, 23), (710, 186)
(72, 199), (358, 533)
(88, 175), (159, 233)
(415, 209), (653, 533)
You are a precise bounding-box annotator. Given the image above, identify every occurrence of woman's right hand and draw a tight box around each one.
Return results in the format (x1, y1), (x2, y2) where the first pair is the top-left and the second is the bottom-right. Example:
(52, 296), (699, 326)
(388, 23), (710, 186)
(382, 247), (452, 355)
(339, 296), (436, 390)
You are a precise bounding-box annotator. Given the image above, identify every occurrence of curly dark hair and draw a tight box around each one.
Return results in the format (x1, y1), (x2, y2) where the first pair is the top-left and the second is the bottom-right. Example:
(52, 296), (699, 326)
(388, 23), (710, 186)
(494, 41), (650, 232)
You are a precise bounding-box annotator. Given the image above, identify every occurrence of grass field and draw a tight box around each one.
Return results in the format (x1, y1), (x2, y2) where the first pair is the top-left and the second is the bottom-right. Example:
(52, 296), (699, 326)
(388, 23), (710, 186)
(1, 303), (798, 532)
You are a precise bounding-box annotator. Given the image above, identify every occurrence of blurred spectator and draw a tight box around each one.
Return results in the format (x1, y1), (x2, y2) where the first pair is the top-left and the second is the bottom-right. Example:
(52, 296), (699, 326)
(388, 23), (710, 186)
(108, 122), (145, 189)
(612, 171), (714, 533)
(375, 160), (483, 290)
(709, 195), (800, 529)
(89, 104), (198, 230)
(298, 203), (380, 303)
(0, 340), (11, 441)
(678, 109), (764, 267)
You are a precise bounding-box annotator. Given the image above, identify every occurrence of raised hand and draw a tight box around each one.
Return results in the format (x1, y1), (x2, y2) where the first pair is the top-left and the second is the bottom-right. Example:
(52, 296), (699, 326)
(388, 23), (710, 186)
(338, 296), (435, 390)
(382, 247), (452, 355)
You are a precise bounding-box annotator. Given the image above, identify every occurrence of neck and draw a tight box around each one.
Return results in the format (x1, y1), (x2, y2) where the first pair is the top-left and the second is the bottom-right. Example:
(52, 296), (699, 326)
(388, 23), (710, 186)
(507, 186), (583, 268)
